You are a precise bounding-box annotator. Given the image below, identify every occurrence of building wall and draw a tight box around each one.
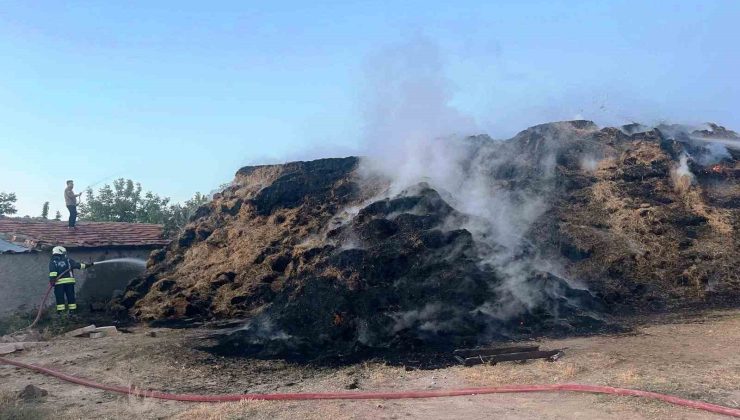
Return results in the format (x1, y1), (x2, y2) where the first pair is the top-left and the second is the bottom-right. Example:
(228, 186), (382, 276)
(0, 247), (155, 316)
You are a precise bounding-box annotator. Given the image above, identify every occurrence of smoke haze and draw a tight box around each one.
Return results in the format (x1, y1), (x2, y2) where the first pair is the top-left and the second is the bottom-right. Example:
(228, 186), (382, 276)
(356, 38), (591, 323)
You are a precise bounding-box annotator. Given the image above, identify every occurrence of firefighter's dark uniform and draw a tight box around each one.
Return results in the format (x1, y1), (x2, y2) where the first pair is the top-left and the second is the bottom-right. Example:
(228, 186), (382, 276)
(48, 255), (89, 313)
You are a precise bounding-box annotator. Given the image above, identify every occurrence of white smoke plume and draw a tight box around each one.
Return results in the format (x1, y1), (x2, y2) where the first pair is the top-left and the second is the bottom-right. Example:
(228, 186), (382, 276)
(677, 154), (693, 177)
(657, 123), (737, 166)
(672, 153), (694, 193)
(358, 37), (478, 194)
(689, 137), (734, 165)
(356, 38), (584, 323)
(580, 155), (601, 172)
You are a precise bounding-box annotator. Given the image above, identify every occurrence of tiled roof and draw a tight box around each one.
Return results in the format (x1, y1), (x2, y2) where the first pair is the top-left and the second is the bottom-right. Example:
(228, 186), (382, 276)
(0, 218), (169, 249)
(0, 238), (31, 253)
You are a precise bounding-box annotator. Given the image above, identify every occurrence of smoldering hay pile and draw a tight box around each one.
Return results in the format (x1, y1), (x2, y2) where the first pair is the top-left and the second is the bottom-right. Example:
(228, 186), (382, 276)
(118, 120), (740, 359)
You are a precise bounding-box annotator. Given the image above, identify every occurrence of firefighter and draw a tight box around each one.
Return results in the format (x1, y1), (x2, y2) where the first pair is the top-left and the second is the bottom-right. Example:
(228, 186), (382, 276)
(49, 246), (94, 315)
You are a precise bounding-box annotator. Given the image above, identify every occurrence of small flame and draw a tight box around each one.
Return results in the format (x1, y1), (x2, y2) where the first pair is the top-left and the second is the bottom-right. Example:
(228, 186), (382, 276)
(710, 164), (723, 174)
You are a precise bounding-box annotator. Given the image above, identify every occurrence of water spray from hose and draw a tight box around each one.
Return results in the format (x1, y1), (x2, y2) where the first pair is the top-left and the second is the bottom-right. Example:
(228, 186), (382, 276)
(93, 258), (146, 269)
(84, 172), (124, 192)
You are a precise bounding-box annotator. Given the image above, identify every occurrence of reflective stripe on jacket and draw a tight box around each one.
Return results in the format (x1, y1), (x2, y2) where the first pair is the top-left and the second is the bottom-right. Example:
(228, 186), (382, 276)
(49, 255), (86, 284)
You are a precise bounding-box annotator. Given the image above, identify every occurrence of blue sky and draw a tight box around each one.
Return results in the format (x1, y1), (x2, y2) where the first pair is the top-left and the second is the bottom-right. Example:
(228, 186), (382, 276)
(1, 0), (738, 216)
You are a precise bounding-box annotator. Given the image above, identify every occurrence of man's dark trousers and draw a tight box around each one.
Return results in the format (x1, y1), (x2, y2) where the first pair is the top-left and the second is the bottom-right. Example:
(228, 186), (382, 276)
(67, 205), (77, 228)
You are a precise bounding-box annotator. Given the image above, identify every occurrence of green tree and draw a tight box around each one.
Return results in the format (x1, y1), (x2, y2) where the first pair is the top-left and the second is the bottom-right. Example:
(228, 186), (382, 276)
(79, 178), (210, 237)
(80, 179), (143, 222)
(54, 210), (62, 221)
(0, 192), (17, 216)
(163, 192), (210, 236)
(41, 201), (50, 219)
(137, 191), (171, 225)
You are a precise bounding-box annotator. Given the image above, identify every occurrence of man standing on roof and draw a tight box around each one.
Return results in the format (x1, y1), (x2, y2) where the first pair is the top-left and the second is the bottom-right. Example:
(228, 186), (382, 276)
(64, 180), (82, 229)
(49, 246), (94, 316)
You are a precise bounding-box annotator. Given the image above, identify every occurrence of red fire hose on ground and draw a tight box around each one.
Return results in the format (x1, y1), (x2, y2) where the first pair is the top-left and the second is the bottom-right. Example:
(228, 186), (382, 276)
(1, 356), (738, 417)
(25, 284), (54, 330)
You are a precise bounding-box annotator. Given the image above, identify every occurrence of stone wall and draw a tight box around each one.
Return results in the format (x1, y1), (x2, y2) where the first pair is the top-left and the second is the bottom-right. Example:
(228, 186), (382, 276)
(0, 247), (155, 316)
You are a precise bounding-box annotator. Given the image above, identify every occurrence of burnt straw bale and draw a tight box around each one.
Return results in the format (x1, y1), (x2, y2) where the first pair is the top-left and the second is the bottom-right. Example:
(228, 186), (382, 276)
(120, 121), (739, 359)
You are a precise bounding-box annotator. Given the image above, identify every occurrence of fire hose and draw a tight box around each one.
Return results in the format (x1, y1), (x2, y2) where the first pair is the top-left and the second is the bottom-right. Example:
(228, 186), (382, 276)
(25, 284), (54, 330)
(1, 357), (738, 417)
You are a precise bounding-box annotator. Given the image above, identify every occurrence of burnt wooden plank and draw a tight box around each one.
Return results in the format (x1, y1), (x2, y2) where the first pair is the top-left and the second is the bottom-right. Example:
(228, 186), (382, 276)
(453, 345), (540, 358)
(463, 349), (562, 367)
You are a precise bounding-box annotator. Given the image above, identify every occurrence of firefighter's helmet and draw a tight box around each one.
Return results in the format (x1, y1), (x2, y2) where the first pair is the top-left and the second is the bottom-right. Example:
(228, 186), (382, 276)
(52, 246), (67, 255)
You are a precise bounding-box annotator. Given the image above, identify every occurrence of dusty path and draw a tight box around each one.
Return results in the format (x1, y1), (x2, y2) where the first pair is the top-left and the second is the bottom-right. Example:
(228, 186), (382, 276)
(1, 310), (738, 419)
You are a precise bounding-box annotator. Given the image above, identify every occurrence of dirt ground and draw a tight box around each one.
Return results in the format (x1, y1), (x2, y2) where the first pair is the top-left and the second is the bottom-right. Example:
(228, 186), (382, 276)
(1, 309), (738, 420)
